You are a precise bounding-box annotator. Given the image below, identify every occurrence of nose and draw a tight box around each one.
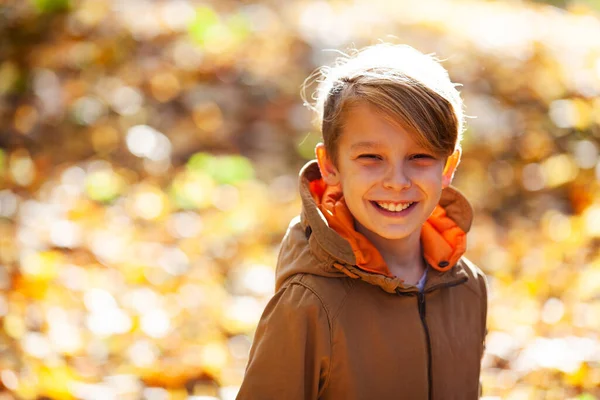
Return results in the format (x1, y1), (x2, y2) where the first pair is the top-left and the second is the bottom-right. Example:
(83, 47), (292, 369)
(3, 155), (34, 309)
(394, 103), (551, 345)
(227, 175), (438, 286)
(383, 162), (411, 190)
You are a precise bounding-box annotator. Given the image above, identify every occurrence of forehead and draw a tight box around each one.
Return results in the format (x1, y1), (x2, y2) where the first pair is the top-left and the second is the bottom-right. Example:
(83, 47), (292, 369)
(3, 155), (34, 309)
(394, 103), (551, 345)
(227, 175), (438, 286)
(339, 102), (421, 149)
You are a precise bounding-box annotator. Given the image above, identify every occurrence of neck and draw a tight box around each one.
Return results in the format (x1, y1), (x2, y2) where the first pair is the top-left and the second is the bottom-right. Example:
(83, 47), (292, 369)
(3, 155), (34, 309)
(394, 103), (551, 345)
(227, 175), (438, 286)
(355, 223), (426, 282)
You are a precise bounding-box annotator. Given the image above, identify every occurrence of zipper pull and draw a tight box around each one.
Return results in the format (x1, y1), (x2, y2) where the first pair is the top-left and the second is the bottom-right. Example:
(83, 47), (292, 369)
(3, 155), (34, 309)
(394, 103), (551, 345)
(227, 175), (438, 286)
(418, 292), (426, 318)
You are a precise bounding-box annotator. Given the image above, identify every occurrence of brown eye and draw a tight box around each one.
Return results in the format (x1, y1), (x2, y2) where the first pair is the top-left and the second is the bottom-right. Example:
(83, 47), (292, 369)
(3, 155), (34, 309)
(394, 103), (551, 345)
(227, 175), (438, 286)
(358, 154), (382, 160)
(411, 154), (434, 160)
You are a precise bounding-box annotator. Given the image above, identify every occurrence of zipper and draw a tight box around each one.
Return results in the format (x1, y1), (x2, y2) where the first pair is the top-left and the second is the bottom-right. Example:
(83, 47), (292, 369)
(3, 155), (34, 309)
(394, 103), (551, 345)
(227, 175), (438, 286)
(395, 276), (468, 400)
(417, 291), (433, 400)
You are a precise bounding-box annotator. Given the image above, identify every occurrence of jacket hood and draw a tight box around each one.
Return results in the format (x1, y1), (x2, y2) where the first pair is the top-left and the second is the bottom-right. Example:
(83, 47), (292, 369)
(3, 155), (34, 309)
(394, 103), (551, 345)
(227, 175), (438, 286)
(275, 159), (475, 293)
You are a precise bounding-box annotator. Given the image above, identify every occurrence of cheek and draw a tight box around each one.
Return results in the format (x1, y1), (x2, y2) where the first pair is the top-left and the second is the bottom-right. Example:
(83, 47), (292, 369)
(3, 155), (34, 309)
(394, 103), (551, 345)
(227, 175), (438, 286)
(343, 170), (379, 191)
(408, 164), (445, 182)
(351, 164), (386, 183)
(339, 177), (373, 205)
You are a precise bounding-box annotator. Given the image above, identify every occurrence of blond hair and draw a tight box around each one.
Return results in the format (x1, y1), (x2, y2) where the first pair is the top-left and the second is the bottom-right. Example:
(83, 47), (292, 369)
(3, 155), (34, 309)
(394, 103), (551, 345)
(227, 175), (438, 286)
(304, 43), (465, 166)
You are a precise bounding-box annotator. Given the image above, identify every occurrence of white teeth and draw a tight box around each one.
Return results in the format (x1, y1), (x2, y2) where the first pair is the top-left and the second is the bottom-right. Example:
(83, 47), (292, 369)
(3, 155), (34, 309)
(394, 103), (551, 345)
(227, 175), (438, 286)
(376, 201), (412, 212)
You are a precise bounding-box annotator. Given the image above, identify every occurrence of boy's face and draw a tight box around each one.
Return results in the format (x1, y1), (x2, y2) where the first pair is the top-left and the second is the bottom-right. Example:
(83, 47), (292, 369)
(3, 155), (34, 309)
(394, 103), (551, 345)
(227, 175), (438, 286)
(316, 102), (460, 243)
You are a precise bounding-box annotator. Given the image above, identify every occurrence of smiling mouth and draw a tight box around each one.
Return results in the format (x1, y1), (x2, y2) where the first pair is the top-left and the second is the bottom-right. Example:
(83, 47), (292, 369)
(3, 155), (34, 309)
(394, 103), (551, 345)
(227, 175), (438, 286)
(372, 201), (415, 212)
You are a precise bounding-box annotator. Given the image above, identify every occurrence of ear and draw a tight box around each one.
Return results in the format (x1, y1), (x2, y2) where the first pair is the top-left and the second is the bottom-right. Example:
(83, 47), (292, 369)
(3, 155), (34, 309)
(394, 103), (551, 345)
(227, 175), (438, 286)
(442, 148), (461, 188)
(315, 143), (341, 186)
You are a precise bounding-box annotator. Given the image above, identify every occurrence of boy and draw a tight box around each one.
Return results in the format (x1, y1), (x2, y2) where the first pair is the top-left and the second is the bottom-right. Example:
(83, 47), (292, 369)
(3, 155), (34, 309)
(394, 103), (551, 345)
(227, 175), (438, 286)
(237, 43), (488, 400)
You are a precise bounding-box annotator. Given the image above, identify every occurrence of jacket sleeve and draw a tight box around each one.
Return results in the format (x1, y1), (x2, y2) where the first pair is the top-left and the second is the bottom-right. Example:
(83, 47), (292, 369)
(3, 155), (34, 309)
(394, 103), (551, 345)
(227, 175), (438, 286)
(236, 279), (331, 400)
(479, 272), (489, 398)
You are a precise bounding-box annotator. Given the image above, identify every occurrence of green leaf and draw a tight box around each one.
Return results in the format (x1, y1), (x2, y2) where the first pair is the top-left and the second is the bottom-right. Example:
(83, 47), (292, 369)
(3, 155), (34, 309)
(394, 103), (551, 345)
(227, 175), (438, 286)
(188, 6), (221, 45)
(84, 170), (123, 203)
(187, 153), (254, 185)
(296, 132), (321, 160)
(577, 394), (597, 400)
(30, 0), (70, 13)
(226, 13), (251, 42)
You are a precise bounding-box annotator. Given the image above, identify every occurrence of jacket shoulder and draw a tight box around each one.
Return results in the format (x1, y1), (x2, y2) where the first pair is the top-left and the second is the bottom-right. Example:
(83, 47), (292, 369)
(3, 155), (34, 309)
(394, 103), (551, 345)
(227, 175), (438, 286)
(283, 273), (357, 323)
(458, 256), (488, 298)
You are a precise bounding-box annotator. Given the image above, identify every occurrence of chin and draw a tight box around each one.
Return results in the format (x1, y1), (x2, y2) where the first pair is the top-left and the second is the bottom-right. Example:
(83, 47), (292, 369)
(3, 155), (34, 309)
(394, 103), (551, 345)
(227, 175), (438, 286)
(371, 227), (417, 241)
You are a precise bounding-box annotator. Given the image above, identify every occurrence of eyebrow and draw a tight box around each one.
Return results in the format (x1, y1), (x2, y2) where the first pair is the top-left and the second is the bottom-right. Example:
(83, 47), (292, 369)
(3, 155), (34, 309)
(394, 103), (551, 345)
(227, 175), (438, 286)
(349, 142), (383, 151)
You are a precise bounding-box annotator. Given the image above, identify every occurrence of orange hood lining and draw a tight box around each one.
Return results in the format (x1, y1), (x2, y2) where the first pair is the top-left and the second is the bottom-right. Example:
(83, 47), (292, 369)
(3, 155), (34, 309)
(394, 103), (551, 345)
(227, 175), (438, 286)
(309, 178), (466, 277)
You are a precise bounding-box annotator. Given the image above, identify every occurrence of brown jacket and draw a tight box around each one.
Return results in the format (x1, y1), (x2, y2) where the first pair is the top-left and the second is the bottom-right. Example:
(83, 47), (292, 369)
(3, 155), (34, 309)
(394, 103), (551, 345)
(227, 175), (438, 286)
(237, 160), (488, 400)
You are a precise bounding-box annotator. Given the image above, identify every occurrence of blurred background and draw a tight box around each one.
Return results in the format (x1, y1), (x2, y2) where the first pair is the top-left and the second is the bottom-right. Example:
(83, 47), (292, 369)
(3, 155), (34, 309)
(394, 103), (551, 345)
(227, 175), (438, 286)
(1, 0), (600, 399)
